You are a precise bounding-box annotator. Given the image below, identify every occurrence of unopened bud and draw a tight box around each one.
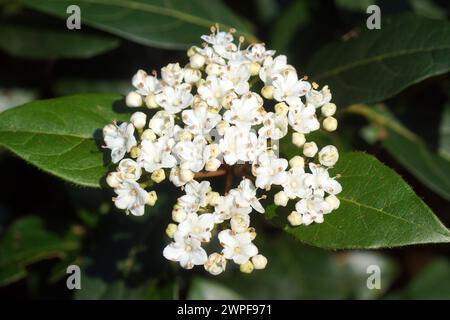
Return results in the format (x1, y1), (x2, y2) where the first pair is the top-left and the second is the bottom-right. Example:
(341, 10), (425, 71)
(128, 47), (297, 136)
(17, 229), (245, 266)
(292, 132), (306, 147)
(165, 223), (177, 238)
(251, 254), (268, 270)
(261, 85), (274, 100)
(239, 261), (254, 274)
(147, 191), (157, 206)
(303, 142), (318, 158)
(323, 117), (338, 132)
(287, 211), (302, 226)
(274, 191), (289, 207)
(126, 91), (143, 107)
(151, 169), (166, 183)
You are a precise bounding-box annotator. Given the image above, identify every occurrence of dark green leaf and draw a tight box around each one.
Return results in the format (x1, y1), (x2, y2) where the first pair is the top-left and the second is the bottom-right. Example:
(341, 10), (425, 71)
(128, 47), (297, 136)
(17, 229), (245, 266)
(21, 0), (255, 50)
(267, 152), (450, 249)
(306, 14), (450, 106)
(0, 24), (119, 59)
(0, 216), (80, 286)
(439, 104), (450, 160)
(349, 104), (450, 200)
(0, 93), (130, 187)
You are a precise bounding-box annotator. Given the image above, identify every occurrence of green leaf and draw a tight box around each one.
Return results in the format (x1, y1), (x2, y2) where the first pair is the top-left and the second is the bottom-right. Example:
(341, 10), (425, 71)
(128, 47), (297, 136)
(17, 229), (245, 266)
(306, 14), (450, 106)
(387, 258), (450, 299)
(267, 152), (450, 249)
(269, 0), (310, 53)
(21, 0), (255, 50)
(0, 93), (129, 187)
(439, 104), (450, 160)
(0, 216), (80, 286)
(348, 104), (450, 201)
(0, 24), (120, 59)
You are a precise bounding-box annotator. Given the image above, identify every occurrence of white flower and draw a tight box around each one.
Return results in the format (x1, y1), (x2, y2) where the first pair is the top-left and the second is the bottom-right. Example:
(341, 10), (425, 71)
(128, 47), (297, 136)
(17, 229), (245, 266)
(230, 178), (264, 213)
(318, 145), (339, 167)
(218, 230), (258, 265)
(132, 70), (162, 96)
(161, 63), (184, 86)
(306, 85), (331, 108)
(258, 112), (288, 140)
(213, 194), (252, 223)
(288, 103), (320, 134)
(113, 180), (149, 216)
(199, 46), (225, 65)
(282, 167), (311, 199)
(253, 151), (288, 190)
(303, 141), (318, 158)
(163, 235), (207, 269)
(117, 158), (142, 181)
(201, 29), (236, 57)
(172, 136), (208, 172)
(176, 212), (216, 242)
(225, 63), (251, 95)
(259, 55), (291, 84)
(183, 67), (202, 83)
(223, 92), (264, 129)
(230, 212), (250, 233)
(272, 69), (311, 106)
(197, 75), (233, 108)
(182, 105), (222, 136)
(245, 43), (275, 63)
(125, 91), (143, 107)
(303, 163), (342, 197)
(177, 180), (211, 214)
(138, 136), (177, 172)
(295, 196), (333, 225)
(148, 111), (175, 136)
(219, 126), (259, 165)
(155, 83), (193, 114)
(103, 122), (137, 163)
(204, 253), (227, 275)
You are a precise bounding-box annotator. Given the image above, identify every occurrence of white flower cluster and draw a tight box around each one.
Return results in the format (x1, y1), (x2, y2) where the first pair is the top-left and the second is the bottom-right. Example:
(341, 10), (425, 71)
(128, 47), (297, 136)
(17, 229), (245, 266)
(103, 25), (341, 275)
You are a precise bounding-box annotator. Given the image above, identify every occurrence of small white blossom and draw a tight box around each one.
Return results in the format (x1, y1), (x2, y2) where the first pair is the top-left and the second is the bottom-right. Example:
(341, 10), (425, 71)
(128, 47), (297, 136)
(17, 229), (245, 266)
(182, 105), (222, 137)
(138, 136), (177, 172)
(259, 55), (290, 85)
(132, 70), (162, 96)
(253, 151), (288, 190)
(306, 85), (331, 108)
(318, 145), (339, 167)
(103, 122), (137, 163)
(223, 92), (264, 129)
(197, 75), (234, 108)
(295, 196), (333, 225)
(258, 112), (288, 140)
(272, 70), (311, 106)
(218, 229), (258, 265)
(177, 212), (216, 242)
(163, 235), (207, 269)
(155, 83), (193, 114)
(288, 103), (320, 134)
(161, 63), (184, 86)
(149, 111), (175, 136)
(113, 180), (149, 216)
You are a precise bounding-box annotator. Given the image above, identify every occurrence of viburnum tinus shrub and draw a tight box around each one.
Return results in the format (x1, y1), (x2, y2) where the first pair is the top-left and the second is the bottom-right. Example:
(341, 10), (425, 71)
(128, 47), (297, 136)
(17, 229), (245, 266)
(102, 25), (341, 275)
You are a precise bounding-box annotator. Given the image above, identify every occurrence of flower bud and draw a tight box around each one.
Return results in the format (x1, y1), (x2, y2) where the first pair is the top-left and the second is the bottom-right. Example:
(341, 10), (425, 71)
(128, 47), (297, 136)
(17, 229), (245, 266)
(165, 223), (177, 238)
(189, 53), (206, 69)
(325, 194), (340, 210)
(106, 172), (121, 188)
(250, 62), (261, 76)
(179, 168), (194, 183)
(239, 261), (254, 274)
(204, 253), (227, 275)
(140, 129), (155, 142)
(323, 116), (338, 132)
(126, 91), (143, 107)
(187, 46), (198, 57)
(103, 123), (116, 136)
(209, 143), (220, 158)
(275, 102), (289, 116)
(130, 146), (141, 158)
(261, 85), (274, 100)
(207, 191), (220, 207)
(144, 94), (159, 109)
(205, 63), (223, 75)
(289, 156), (304, 169)
(216, 120), (230, 136)
(205, 158), (221, 171)
(303, 142), (318, 157)
(321, 103), (336, 117)
(318, 145), (339, 167)
(287, 211), (302, 226)
(248, 227), (257, 240)
(252, 254), (268, 270)
(274, 191), (289, 207)
(151, 169), (166, 183)
(172, 206), (187, 223)
(292, 132), (306, 147)
(130, 111), (147, 129)
(184, 67), (202, 83)
(147, 191), (158, 206)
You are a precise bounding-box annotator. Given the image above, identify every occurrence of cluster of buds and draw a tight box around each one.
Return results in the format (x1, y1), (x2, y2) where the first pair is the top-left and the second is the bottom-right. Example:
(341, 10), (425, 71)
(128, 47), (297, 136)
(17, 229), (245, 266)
(103, 25), (341, 275)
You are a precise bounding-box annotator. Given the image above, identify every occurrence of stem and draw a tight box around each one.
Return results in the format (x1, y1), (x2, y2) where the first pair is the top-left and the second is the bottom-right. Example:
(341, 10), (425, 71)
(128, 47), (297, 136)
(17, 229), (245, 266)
(194, 168), (227, 179)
